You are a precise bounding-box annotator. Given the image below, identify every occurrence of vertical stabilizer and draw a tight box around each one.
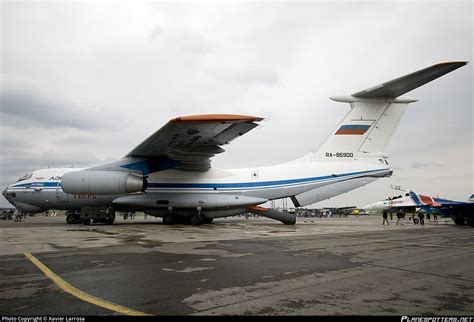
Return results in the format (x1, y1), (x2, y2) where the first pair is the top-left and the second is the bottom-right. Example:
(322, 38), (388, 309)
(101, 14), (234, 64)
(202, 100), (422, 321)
(309, 62), (467, 161)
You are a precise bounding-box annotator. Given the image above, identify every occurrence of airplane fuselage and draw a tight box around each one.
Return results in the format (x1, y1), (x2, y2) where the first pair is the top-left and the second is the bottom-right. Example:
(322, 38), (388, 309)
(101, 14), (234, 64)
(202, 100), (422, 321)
(3, 159), (392, 218)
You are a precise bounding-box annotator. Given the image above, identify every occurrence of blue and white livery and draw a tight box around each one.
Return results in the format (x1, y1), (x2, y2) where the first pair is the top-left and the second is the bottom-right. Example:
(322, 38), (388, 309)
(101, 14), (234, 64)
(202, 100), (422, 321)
(2, 62), (468, 225)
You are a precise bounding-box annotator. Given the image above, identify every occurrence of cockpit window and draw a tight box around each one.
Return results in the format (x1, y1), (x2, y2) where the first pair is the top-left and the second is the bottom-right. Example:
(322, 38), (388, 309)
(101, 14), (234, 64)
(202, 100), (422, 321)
(16, 173), (33, 182)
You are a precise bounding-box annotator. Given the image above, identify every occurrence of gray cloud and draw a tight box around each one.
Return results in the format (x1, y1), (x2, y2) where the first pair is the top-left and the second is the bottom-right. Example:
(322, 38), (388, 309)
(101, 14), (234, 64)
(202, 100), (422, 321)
(215, 67), (282, 86)
(176, 32), (216, 55)
(149, 25), (164, 40)
(411, 162), (443, 169)
(0, 87), (120, 130)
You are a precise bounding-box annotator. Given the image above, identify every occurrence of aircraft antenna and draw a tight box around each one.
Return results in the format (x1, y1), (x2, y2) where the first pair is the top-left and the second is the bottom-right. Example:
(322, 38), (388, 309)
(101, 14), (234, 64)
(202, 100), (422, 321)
(390, 185), (408, 192)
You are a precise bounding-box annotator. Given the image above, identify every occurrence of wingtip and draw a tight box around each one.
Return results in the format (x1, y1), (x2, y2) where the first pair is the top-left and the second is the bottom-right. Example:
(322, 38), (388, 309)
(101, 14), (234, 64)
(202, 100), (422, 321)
(434, 61), (468, 67)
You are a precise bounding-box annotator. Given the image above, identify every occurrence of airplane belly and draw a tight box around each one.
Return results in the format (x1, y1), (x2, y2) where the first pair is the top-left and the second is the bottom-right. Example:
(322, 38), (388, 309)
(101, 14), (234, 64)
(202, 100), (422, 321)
(293, 176), (379, 207)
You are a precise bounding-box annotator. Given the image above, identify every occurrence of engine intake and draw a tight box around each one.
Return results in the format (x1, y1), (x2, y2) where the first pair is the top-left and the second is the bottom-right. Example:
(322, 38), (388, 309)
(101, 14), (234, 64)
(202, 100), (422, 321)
(61, 171), (145, 195)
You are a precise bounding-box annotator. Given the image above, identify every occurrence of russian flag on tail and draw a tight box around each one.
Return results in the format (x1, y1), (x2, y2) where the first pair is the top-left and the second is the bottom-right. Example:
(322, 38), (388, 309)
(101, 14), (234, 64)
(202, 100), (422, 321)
(335, 124), (371, 135)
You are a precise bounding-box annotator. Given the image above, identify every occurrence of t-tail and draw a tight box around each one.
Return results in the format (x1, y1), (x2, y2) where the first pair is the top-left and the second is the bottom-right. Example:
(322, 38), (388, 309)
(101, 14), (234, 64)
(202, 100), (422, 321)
(306, 62), (467, 161)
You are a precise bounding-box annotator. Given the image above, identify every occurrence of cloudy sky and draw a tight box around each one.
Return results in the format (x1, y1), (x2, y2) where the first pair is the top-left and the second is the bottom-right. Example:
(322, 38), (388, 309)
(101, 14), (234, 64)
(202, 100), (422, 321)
(0, 1), (472, 209)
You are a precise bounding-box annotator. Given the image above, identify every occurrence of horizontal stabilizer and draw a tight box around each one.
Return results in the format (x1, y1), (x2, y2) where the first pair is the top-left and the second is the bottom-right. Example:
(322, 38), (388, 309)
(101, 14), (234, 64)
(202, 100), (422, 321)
(352, 61), (467, 98)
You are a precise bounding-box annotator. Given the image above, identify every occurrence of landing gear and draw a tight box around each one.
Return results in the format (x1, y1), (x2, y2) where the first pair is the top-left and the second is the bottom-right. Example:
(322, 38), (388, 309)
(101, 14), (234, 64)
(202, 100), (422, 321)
(66, 212), (82, 224)
(80, 207), (115, 225)
(190, 214), (205, 225)
(467, 217), (474, 227)
(163, 214), (175, 225)
(453, 217), (465, 225)
(162, 213), (212, 225)
(203, 217), (214, 224)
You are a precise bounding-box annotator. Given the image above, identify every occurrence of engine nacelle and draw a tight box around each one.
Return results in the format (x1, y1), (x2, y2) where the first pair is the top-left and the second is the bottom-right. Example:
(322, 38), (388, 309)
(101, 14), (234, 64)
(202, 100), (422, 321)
(61, 171), (145, 195)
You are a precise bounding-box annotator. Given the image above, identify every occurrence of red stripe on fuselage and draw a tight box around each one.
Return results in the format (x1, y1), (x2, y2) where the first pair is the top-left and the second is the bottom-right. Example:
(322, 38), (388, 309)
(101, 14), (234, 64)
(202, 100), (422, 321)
(335, 129), (367, 135)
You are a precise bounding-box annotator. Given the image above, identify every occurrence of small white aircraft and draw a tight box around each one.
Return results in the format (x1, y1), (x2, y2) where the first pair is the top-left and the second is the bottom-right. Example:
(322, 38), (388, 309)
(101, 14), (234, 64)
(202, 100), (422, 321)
(2, 62), (467, 225)
(362, 187), (474, 226)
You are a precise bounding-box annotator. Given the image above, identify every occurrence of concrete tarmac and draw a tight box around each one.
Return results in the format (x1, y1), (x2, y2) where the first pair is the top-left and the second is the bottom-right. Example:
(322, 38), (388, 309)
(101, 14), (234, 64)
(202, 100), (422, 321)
(0, 215), (473, 316)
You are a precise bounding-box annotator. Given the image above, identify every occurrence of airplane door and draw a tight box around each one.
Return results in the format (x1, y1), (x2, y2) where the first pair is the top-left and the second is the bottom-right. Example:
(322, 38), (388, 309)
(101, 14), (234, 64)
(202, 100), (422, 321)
(56, 182), (69, 202)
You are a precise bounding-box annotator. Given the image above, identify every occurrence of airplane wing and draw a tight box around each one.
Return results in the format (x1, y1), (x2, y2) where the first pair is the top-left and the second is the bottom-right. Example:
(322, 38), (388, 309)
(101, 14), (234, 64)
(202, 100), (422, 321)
(126, 114), (263, 172)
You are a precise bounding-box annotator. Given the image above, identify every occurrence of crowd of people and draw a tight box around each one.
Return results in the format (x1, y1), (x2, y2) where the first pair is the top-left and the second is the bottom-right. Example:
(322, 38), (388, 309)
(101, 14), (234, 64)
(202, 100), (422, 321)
(382, 210), (437, 226)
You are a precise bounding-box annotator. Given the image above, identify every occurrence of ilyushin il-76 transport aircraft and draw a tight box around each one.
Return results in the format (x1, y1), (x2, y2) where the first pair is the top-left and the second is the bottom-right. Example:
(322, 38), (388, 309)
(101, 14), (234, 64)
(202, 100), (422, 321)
(2, 62), (467, 225)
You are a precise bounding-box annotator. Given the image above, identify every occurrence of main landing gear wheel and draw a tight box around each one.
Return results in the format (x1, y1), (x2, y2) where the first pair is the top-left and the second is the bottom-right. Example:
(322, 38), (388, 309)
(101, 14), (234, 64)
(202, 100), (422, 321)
(190, 214), (205, 225)
(66, 214), (81, 224)
(163, 214), (175, 225)
(83, 218), (91, 225)
(203, 217), (213, 224)
(467, 217), (474, 227)
(453, 217), (465, 226)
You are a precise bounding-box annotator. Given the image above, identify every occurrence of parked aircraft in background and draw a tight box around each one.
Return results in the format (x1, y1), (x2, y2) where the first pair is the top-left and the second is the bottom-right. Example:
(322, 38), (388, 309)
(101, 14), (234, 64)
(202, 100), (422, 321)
(2, 62), (468, 225)
(362, 188), (474, 226)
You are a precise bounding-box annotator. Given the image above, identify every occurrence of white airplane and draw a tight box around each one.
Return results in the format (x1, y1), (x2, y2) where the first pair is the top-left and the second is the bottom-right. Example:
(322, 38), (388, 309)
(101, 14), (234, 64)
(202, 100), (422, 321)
(2, 62), (467, 225)
(362, 189), (474, 226)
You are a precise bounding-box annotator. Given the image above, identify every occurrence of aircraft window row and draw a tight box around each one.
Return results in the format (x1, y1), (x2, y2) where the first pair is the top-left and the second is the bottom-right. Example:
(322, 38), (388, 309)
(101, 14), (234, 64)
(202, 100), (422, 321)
(16, 173), (32, 182)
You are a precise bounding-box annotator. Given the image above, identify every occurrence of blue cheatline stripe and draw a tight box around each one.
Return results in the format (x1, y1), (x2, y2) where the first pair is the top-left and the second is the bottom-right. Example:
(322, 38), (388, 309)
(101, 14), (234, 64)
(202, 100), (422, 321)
(11, 182), (60, 188)
(147, 168), (387, 190)
(10, 168), (389, 191)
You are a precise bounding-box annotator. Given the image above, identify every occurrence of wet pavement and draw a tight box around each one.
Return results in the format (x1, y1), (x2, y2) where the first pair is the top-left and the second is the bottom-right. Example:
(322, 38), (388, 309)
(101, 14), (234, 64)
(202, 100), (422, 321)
(0, 215), (473, 315)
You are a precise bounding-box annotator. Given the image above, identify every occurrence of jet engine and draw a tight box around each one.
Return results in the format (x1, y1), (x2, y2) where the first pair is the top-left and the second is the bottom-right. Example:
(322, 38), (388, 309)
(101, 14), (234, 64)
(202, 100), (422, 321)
(61, 171), (146, 195)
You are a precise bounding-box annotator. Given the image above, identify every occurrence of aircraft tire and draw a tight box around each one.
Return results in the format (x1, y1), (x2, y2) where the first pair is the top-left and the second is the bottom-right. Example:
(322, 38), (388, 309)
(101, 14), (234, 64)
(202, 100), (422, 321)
(66, 214), (81, 224)
(83, 219), (91, 225)
(466, 217), (474, 227)
(66, 214), (74, 224)
(190, 214), (204, 225)
(163, 214), (175, 225)
(105, 218), (115, 225)
(203, 217), (214, 224)
(453, 217), (465, 226)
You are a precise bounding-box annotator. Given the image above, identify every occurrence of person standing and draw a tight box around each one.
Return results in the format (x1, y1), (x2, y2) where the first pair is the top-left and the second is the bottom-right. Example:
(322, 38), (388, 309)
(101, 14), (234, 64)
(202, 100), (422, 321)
(383, 211), (389, 225)
(418, 212), (425, 226)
